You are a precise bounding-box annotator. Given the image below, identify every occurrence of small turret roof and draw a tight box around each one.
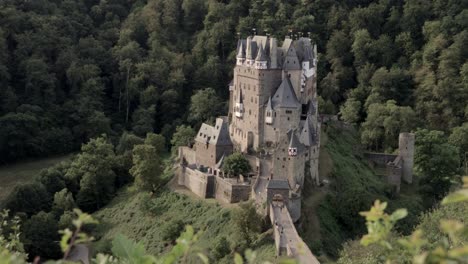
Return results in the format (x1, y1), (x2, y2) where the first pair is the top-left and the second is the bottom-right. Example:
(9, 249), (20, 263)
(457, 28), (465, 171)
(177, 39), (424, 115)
(289, 129), (302, 149)
(266, 97), (273, 111)
(215, 154), (225, 169)
(255, 45), (268, 61)
(272, 77), (301, 109)
(299, 115), (317, 147)
(237, 41), (245, 58)
(307, 99), (316, 115)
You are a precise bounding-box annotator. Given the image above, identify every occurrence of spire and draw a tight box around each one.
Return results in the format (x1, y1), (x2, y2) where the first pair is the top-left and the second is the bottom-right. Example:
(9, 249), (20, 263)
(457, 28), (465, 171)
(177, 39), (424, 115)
(246, 37), (253, 60)
(266, 97), (273, 111)
(215, 153), (225, 169)
(299, 115), (316, 147)
(288, 130), (301, 156)
(255, 45), (268, 62)
(237, 41), (245, 58)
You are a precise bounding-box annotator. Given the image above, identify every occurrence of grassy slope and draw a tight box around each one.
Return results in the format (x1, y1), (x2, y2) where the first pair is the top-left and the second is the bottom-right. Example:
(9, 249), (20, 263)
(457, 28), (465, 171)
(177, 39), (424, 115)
(0, 154), (73, 202)
(337, 201), (468, 264)
(300, 123), (424, 260)
(92, 186), (275, 263)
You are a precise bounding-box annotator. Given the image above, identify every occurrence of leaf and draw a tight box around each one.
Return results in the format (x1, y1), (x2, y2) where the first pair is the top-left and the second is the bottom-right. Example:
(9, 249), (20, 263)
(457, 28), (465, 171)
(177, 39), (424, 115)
(111, 234), (146, 262)
(234, 253), (243, 264)
(59, 228), (73, 253)
(390, 209), (408, 222)
(442, 189), (468, 204)
(197, 253), (209, 264)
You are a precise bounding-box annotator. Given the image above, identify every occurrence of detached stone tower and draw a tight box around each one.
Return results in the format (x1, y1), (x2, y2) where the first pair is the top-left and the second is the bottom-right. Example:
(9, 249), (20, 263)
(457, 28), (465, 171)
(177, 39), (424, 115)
(399, 132), (415, 184)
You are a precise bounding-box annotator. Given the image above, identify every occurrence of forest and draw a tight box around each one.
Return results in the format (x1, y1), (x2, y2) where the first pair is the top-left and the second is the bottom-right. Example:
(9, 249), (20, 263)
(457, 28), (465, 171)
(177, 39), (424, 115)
(0, 0), (467, 262)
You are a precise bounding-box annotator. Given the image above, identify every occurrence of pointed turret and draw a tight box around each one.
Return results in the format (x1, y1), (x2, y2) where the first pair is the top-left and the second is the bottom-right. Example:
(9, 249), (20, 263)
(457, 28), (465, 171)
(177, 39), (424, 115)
(255, 45), (267, 61)
(236, 41), (246, 66)
(299, 115), (316, 147)
(255, 45), (268, 69)
(237, 41), (246, 58)
(215, 153), (225, 169)
(270, 38), (278, 68)
(288, 130), (301, 156)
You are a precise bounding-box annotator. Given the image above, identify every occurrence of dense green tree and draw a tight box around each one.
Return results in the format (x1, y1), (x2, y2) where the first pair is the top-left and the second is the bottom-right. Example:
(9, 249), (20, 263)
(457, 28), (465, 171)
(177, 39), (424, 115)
(66, 137), (116, 211)
(52, 188), (76, 216)
(361, 101), (416, 151)
(36, 168), (66, 195)
(232, 202), (262, 250)
(116, 132), (144, 154)
(340, 98), (362, 124)
(144, 133), (166, 154)
(415, 129), (460, 201)
(188, 88), (223, 125)
(448, 123), (468, 173)
(21, 211), (61, 260)
(170, 125), (195, 152)
(4, 183), (51, 216)
(130, 144), (163, 192)
(222, 152), (251, 177)
(132, 105), (156, 137)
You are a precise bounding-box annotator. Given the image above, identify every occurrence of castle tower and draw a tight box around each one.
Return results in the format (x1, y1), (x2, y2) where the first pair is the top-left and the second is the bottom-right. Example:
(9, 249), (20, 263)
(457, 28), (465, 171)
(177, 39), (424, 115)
(236, 41), (245, 66)
(287, 131), (305, 189)
(255, 45), (268, 69)
(399, 132), (415, 184)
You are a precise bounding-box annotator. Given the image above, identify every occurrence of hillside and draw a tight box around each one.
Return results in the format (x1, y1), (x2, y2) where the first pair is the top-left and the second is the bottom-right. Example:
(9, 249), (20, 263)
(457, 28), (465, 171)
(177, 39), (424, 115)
(337, 200), (468, 264)
(92, 186), (276, 263)
(300, 123), (424, 259)
(0, 154), (72, 202)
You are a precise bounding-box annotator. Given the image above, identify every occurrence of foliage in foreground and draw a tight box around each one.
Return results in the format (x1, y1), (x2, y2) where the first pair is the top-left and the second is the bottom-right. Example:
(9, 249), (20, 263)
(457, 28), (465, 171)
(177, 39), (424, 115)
(0, 207), (294, 264)
(338, 176), (468, 264)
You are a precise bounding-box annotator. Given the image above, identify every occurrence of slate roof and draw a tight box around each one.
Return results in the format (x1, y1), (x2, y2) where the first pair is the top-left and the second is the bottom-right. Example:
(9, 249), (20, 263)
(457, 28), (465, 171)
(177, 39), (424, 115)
(272, 77), (301, 109)
(215, 154), (225, 169)
(267, 179), (290, 190)
(255, 45), (268, 61)
(265, 97), (273, 111)
(287, 129), (306, 154)
(237, 41), (245, 58)
(195, 118), (232, 146)
(299, 115), (317, 147)
(307, 99), (316, 115)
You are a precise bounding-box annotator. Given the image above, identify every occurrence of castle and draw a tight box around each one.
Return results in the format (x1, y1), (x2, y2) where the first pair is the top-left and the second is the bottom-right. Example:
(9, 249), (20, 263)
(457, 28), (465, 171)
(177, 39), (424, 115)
(177, 35), (320, 221)
(177, 35), (321, 262)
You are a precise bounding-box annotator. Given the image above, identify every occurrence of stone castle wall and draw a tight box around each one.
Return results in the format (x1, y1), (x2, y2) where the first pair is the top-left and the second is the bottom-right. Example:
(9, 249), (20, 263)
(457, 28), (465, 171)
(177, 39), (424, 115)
(364, 152), (398, 166)
(178, 166), (212, 198)
(179, 147), (196, 165)
(215, 176), (251, 203)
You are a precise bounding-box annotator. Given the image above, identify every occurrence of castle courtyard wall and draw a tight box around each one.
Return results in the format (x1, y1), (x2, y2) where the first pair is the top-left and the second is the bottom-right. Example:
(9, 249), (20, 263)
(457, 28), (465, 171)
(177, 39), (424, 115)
(215, 176), (251, 203)
(178, 166), (212, 198)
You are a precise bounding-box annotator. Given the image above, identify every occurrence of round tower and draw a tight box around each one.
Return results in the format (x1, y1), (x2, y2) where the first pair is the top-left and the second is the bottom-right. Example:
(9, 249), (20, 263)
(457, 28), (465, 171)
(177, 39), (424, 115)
(399, 132), (415, 184)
